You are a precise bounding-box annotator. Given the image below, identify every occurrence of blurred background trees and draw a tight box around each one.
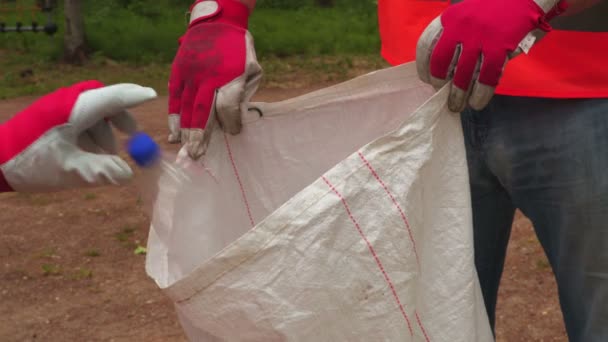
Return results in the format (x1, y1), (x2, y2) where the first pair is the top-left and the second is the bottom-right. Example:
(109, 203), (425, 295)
(0, 0), (377, 63)
(0, 0), (383, 98)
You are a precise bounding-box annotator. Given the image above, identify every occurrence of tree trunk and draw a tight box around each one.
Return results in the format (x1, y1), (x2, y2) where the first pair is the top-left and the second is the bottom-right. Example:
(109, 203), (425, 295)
(63, 0), (87, 64)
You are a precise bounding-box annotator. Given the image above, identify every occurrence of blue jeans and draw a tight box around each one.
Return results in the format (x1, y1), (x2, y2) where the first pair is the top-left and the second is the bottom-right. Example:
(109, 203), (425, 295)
(461, 96), (608, 342)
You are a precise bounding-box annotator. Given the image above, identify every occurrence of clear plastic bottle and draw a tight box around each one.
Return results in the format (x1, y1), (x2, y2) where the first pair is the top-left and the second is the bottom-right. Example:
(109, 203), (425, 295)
(126, 132), (192, 217)
(126, 132), (239, 284)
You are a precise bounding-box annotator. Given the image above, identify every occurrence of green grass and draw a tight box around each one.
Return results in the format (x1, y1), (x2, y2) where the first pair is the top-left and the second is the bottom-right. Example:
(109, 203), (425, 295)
(0, 52), (171, 99)
(250, 7), (379, 57)
(0, 1), (385, 99)
(0, 52), (387, 99)
(0, 2), (380, 63)
(134, 246), (147, 255)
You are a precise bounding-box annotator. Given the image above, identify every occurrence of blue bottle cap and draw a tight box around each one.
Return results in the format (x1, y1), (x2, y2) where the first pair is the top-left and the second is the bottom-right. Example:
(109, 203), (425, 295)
(127, 132), (160, 167)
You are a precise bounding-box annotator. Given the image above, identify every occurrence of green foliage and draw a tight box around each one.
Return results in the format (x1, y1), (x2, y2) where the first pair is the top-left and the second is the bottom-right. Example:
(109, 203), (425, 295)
(256, 0), (376, 10)
(256, 0), (313, 9)
(134, 246), (147, 255)
(0, 0), (380, 63)
(0, 1), (384, 99)
(251, 7), (379, 57)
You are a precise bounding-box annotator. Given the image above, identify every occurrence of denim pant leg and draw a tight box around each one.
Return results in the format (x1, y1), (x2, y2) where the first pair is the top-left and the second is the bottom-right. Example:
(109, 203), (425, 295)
(461, 109), (516, 333)
(463, 96), (608, 342)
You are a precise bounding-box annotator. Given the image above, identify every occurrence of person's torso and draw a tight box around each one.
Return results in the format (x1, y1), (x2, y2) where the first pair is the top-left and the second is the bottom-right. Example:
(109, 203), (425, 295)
(378, 0), (608, 98)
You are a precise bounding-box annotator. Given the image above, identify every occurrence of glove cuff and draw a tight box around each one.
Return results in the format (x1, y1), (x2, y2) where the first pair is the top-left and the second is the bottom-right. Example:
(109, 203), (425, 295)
(189, 0), (250, 30)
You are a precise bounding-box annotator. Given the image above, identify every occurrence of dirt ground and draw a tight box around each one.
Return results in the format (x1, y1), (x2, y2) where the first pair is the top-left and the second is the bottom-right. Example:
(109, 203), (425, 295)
(0, 86), (567, 341)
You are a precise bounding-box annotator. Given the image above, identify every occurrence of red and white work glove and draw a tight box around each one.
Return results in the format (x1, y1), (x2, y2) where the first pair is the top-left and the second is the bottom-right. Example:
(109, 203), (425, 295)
(416, 0), (568, 112)
(0, 81), (157, 193)
(167, 0), (262, 160)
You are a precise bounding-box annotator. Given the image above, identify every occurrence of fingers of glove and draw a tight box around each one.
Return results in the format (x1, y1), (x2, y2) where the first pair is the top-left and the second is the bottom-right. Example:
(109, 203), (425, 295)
(169, 61), (184, 116)
(469, 83), (496, 111)
(77, 133), (104, 154)
(184, 87), (219, 160)
(477, 50), (507, 89)
(448, 51), (482, 113)
(448, 85), (470, 113)
(108, 110), (138, 135)
(185, 129), (207, 161)
(450, 44), (481, 93)
(430, 42), (462, 89)
(428, 35), (462, 90)
(191, 84), (216, 130)
(416, 16), (443, 85)
(216, 79), (245, 135)
(70, 84), (157, 133)
(430, 44), (461, 90)
(168, 114), (181, 132)
(168, 114), (181, 144)
(66, 151), (133, 187)
(181, 129), (191, 145)
(469, 52), (506, 111)
(185, 128), (214, 161)
(179, 83), (198, 130)
(86, 120), (118, 154)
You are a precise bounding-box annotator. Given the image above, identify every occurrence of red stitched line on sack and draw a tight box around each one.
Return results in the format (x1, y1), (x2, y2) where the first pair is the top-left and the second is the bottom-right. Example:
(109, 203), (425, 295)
(224, 133), (255, 227)
(358, 152), (421, 270)
(416, 311), (431, 342)
(322, 175), (413, 336)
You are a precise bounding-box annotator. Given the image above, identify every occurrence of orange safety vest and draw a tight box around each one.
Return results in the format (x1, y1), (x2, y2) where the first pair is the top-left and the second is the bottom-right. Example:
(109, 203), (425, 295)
(378, 0), (608, 98)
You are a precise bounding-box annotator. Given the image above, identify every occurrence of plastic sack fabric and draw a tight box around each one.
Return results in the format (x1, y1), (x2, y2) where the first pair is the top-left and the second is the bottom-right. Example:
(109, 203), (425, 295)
(145, 62), (493, 341)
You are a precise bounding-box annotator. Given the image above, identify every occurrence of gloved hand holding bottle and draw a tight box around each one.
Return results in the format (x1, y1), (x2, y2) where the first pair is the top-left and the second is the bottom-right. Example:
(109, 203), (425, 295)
(0, 81), (157, 193)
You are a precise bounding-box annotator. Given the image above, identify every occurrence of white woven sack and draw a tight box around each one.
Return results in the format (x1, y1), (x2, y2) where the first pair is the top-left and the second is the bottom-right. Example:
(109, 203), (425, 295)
(145, 62), (493, 342)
